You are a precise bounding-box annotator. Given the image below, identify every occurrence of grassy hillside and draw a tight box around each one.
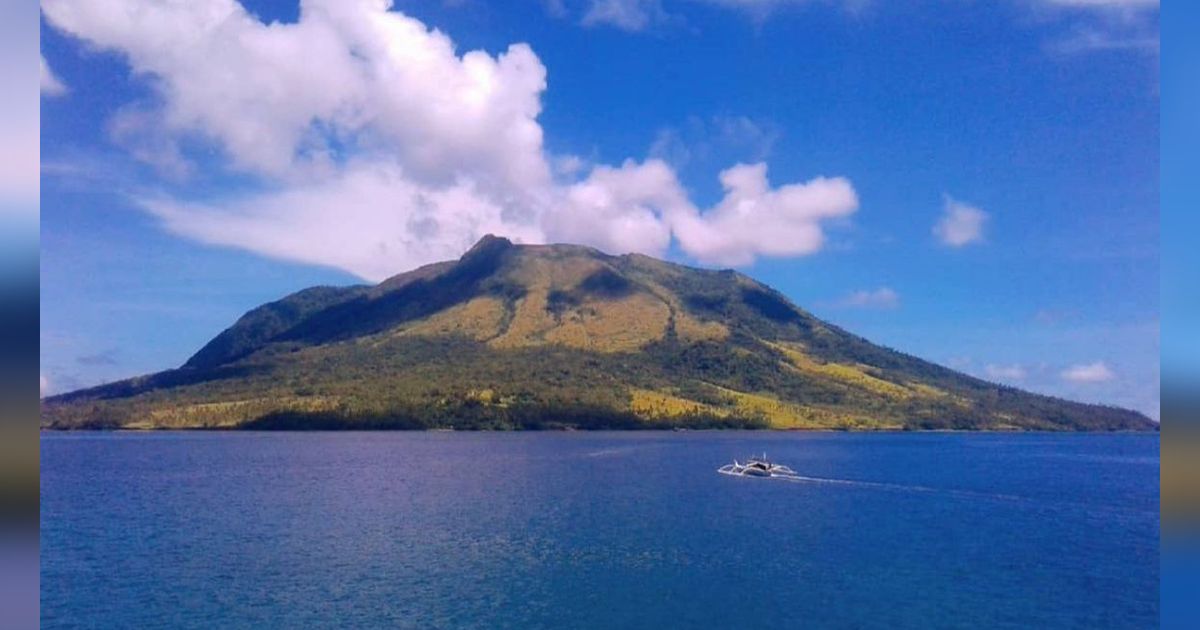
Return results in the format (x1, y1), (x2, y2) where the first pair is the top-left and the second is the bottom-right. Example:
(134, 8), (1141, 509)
(41, 236), (1157, 431)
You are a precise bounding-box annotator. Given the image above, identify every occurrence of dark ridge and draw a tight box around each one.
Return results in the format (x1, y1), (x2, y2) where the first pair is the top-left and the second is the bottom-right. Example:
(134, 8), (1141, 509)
(740, 287), (801, 323)
(278, 232), (515, 344)
(371, 260), (456, 297)
(577, 268), (636, 299)
(546, 289), (581, 316)
(683, 293), (730, 315)
(185, 285), (368, 369)
(544, 267), (639, 317)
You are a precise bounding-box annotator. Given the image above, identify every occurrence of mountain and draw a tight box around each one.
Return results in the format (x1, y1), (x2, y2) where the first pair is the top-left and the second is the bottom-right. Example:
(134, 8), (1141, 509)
(41, 236), (1156, 431)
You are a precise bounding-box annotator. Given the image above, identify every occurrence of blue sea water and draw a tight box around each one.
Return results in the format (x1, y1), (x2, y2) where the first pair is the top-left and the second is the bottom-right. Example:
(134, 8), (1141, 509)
(41, 432), (1159, 629)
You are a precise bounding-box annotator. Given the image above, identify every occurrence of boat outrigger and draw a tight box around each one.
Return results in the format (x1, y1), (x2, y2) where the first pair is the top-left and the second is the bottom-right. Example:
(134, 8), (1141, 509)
(718, 454), (800, 479)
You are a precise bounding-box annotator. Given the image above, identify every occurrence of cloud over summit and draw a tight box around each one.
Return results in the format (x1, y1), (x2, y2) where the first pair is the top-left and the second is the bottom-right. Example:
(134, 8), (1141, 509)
(43, 0), (858, 281)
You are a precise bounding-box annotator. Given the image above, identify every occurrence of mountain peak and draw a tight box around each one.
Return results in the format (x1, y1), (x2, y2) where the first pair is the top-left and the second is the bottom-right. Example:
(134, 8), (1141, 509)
(462, 234), (513, 259)
(42, 242), (1156, 432)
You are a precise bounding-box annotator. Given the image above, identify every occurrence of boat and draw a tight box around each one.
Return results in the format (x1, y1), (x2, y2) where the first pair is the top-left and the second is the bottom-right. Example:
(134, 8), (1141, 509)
(717, 453), (799, 479)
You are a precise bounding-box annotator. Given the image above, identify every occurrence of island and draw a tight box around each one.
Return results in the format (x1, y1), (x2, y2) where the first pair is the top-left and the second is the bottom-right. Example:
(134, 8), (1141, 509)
(41, 236), (1157, 432)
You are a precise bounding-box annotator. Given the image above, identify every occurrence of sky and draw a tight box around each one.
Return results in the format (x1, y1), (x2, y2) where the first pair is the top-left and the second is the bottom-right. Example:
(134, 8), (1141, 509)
(39, 0), (1160, 418)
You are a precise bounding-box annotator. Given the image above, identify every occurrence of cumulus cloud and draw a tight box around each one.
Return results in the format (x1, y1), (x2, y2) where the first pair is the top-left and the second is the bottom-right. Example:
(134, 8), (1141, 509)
(40, 374), (49, 398)
(985, 364), (1027, 381)
(41, 55), (67, 96)
(933, 195), (988, 247)
(1061, 361), (1116, 383)
(545, 159), (682, 258)
(44, 0), (551, 188)
(43, 0), (857, 281)
(671, 164), (857, 266)
(831, 287), (899, 310)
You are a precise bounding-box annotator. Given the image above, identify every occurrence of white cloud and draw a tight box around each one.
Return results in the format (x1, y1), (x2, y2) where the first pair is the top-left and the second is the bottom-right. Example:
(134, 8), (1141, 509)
(933, 195), (988, 247)
(41, 55), (68, 96)
(43, 0), (551, 189)
(547, 159), (857, 268)
(831, 287), (899, 309)
(671, 163), (858, 265)
(546, 159), (681, 258)
(552, 154), (587, 178)
(40, 373), (50, 398)
(985, 364), (1027, 381)
(1061, 361), (1116, 383)
(142, 160), (546, 282)
(44, 0), (857, 281)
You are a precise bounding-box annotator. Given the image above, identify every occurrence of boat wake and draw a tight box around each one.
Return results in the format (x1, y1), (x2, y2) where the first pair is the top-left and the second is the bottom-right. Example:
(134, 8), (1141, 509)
(717, 466), (803, 480)
(720, 460), (1156, 518)
(719, 456), (1027, 499)
(768, 473), (1101, 511)
(771, 473), (1024, 501)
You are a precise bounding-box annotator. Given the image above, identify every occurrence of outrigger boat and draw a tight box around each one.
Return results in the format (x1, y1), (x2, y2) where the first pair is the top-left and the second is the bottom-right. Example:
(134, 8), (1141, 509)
(718, 453), (799, 479)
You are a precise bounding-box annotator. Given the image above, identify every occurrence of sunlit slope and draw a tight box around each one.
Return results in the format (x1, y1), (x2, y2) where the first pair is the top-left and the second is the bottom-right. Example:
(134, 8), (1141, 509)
(42, 236), (1156, 431)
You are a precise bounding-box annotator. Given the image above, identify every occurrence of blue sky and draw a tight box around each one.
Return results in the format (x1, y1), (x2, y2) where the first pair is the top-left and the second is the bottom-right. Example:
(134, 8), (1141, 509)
(39, 0), (1159, 417)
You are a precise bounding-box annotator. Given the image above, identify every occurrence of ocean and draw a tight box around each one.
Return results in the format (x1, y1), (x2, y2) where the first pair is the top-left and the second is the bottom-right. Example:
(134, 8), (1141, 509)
(41, 431), (1159, 628)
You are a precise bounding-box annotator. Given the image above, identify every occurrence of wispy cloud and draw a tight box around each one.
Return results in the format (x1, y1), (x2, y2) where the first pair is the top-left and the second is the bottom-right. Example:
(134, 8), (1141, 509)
(1035, 0), (1159, 57)
(582, 0), (668, 31)
(933, 195), (988, 247)
(829, 287), (899, 310)
(1061, 361), (1116, 383)
(569, 0), (1158, 60)
(576, 0), (859, 30)
(1047, 24), (1158, 55)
